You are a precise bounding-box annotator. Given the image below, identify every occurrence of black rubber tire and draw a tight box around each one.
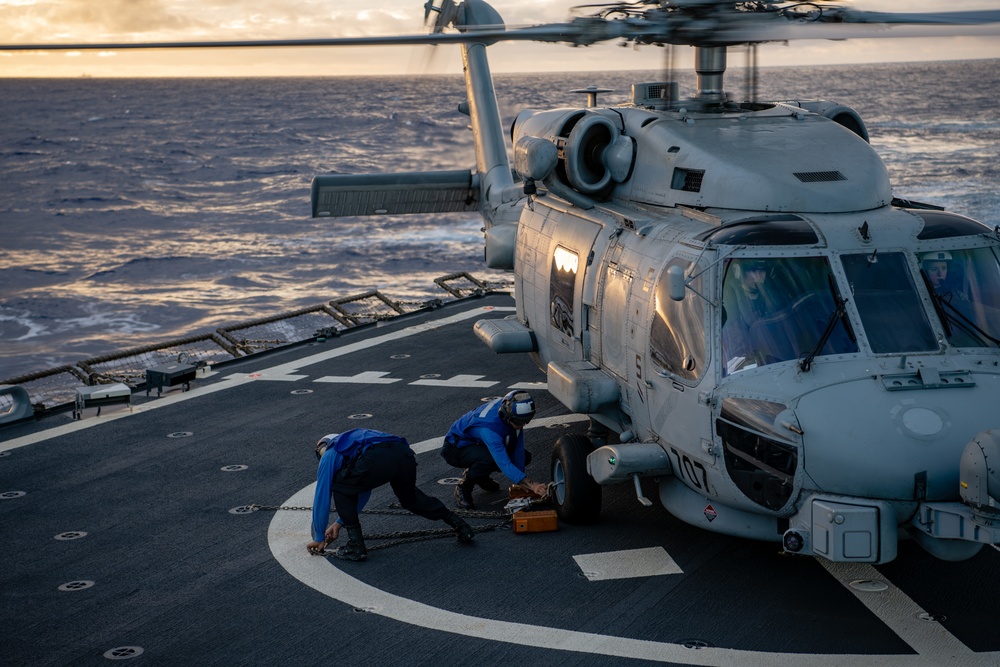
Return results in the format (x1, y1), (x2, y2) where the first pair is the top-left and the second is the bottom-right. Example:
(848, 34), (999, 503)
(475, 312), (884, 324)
(550, 434), (602, 524)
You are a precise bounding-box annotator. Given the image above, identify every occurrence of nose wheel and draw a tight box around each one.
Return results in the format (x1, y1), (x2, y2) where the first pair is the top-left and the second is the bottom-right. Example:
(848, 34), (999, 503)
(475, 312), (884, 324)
(550, 434), (602, 524)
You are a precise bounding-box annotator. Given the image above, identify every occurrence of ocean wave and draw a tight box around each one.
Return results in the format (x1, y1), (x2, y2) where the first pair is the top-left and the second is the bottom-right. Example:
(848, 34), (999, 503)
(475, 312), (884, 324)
(0, 311), (49, 341)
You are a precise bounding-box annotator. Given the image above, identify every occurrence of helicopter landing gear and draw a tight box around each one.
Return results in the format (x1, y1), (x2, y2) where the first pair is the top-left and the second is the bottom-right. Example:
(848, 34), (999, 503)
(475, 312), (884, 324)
(551, 434), (602, 524)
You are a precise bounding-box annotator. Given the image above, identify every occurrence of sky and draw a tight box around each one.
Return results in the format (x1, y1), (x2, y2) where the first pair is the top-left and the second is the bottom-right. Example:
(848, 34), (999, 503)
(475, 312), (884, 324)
(0, 0), (998, 77)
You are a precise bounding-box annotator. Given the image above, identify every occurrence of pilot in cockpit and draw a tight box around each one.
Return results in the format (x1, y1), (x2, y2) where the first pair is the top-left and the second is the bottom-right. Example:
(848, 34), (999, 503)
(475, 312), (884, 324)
(722, 258), (774, 374)
(921, 250), (973, 307)
(921, 251), (952, 292)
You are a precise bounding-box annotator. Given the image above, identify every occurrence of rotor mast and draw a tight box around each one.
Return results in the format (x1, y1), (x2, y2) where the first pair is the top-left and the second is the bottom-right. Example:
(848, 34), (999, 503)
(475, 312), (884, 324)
(694, 46), (728, 104)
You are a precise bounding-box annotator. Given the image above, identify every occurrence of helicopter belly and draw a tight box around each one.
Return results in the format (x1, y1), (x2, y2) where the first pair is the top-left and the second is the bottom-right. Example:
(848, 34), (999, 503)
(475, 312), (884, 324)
(795, 374), (1000, 501)
(658, 475), (782, 542)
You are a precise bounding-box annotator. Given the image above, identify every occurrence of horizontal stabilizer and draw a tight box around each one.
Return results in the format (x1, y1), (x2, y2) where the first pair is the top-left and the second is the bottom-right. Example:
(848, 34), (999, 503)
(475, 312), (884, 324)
(311, 170), (479, 218)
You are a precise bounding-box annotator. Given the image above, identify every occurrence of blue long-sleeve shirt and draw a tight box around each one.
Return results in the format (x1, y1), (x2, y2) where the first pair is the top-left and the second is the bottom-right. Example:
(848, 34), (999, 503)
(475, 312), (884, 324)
(445, 398), (526, 483)
(311, 429), (402, 542)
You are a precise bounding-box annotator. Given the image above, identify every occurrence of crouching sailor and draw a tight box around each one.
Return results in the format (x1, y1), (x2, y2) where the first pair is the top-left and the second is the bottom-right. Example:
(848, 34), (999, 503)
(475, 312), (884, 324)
(307, 428), (474, 561)
(442, 390), (548, 509)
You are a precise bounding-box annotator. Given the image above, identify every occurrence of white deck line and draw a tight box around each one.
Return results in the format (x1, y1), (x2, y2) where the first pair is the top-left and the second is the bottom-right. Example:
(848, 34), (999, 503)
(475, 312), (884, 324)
(819, 560), (975, 660)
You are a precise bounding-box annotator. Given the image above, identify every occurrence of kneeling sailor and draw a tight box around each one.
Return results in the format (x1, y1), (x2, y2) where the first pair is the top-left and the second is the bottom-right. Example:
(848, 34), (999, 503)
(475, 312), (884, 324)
(307, 428), (475, 561)
(441, 390), (548, 509)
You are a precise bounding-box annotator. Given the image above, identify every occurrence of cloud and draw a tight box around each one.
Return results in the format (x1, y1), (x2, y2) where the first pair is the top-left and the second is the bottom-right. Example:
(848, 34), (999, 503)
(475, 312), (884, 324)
(3, 0), (204, 39)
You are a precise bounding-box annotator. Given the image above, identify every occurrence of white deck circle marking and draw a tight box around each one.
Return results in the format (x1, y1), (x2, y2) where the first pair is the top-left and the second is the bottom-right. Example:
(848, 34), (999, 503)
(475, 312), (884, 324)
(269, 428), (994, 666)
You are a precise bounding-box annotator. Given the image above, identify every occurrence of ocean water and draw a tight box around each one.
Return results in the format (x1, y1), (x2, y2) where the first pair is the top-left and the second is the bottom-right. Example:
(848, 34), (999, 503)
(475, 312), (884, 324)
(1, 59), (998, 381)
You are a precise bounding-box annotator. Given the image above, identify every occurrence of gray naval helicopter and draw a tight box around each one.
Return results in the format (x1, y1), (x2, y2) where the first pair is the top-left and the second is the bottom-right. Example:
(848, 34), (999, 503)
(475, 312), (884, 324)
(309, 0), (1000, 565)
(8, 0), (999, 565)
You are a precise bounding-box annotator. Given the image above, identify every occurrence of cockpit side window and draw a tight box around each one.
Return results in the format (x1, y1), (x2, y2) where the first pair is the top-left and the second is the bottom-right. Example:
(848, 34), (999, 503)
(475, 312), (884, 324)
(651, 258), (706, 381)
(721, 256), (857, 375)
(917, 247), (1000, 348)
(841, 252), (937, 353)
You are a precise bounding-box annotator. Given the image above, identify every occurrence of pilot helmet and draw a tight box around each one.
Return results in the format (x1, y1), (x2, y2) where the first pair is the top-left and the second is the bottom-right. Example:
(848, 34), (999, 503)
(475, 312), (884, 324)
(499, 390), (535, 429)
(315, 433), (340, 460)
(921, 251), (952, 263)
(742, 259), (769, 273)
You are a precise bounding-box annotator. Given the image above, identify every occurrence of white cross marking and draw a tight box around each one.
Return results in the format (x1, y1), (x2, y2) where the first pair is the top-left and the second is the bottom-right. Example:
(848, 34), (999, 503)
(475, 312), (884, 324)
(313, 371), (402, 384)
(409, 374), (499, 388)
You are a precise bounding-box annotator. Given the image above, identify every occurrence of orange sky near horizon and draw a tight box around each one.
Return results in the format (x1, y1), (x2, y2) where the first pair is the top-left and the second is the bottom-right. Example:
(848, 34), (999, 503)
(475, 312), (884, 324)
(0, 0), (998, 77)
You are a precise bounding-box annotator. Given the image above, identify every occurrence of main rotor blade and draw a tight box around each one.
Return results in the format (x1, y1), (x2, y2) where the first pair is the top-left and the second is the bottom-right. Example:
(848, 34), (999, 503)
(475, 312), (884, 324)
(724, 21), (1000, 45)
(0, 25), (580, 52)
(837, 9), (1000, 26)
(1, 8), (997, 53)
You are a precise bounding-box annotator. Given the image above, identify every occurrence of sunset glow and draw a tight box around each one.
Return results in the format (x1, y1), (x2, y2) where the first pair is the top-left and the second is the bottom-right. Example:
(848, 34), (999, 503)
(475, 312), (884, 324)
(0, 0), (997, 77)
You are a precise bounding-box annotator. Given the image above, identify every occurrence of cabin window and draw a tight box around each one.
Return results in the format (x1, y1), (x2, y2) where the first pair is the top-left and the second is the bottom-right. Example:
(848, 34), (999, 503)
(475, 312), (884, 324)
(651, 259), (706, 381)
(721, 257), (857, 375)
(550, 245), (578, 338)
(842, 252), (938, 354)
(916, 247), (1000, 348)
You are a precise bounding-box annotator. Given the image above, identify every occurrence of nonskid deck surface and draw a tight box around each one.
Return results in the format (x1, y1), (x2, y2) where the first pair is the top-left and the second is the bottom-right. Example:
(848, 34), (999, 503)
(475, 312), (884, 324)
(1, 293), (997, 666)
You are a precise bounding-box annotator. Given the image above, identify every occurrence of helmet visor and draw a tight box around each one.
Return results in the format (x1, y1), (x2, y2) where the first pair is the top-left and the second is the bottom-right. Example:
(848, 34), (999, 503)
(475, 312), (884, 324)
(506, 416), (530, 429)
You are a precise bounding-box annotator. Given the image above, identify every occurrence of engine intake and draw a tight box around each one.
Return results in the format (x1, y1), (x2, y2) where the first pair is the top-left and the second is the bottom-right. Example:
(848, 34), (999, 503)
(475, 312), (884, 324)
(512, 109), (635, 201)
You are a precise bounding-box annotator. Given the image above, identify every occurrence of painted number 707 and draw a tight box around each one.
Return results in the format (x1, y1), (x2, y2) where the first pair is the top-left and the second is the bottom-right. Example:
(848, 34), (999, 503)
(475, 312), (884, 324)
(670, 447), (713, 496)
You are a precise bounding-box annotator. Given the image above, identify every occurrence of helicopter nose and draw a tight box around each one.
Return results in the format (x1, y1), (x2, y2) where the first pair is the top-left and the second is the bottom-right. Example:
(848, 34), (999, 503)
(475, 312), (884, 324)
(795, 375), (992, 502)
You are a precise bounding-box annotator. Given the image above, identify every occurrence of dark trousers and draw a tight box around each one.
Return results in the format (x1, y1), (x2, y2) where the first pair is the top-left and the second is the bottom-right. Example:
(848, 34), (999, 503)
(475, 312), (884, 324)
(332, 439), (451, 527)
(441, 441), (532, 480)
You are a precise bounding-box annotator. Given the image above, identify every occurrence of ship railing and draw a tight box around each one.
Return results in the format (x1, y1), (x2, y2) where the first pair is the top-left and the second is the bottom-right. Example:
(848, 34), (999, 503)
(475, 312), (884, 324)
(1, 273), (512, 417)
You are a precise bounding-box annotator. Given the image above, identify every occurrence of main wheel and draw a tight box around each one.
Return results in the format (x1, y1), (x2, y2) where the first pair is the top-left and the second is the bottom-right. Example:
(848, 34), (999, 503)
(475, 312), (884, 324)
(550, 434), (602, 524)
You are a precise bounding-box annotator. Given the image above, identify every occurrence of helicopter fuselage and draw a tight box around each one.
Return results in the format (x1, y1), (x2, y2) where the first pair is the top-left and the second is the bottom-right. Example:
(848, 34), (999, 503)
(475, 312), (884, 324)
(309, 0), (1000, 564)
(484, 97), (1000, 563)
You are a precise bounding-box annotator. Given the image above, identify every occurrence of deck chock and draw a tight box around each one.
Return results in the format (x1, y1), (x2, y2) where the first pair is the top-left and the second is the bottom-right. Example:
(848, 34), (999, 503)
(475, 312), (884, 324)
(507, 486), (559, 534)
(0, 385), (33, 425)
(145, 362), (197, 396)
(73, 383), (132, 420)
(513, 509), (559, 534)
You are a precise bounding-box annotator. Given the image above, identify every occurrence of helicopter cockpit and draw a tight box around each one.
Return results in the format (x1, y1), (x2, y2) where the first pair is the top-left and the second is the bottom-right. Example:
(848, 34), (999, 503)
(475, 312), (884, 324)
(917, 246), (1000, 349)
(719, 255), (858, 375)
(651, 210), (1000, 387)
(714, 244), (1000, 377)
(641, 210), (1000, 561)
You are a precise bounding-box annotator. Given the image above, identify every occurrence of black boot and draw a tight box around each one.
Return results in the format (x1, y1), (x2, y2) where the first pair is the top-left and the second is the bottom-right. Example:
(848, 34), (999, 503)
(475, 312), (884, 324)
(333, 525), (367, 562)
(474, 475), (500, 492)
(444, 512), (475, 543)
(454, 473), (476, 509)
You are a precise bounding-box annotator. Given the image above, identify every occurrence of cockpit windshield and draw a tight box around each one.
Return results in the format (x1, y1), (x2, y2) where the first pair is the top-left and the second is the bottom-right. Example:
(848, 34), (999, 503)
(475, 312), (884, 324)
(841, 252), (938, 354)
(917, 247), (1000, 348)
(721, 257), (858, 375)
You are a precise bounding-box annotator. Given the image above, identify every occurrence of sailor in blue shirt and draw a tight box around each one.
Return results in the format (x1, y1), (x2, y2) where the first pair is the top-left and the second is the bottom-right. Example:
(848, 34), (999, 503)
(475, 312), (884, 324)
(307, 428), (474, 561)
(441, 390), (548, 509)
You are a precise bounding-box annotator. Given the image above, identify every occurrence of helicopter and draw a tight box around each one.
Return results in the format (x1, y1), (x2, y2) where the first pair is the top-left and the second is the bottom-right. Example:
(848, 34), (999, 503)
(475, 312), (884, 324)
(310, 0), (1000, 565)
(6, 0), (1000, 565)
